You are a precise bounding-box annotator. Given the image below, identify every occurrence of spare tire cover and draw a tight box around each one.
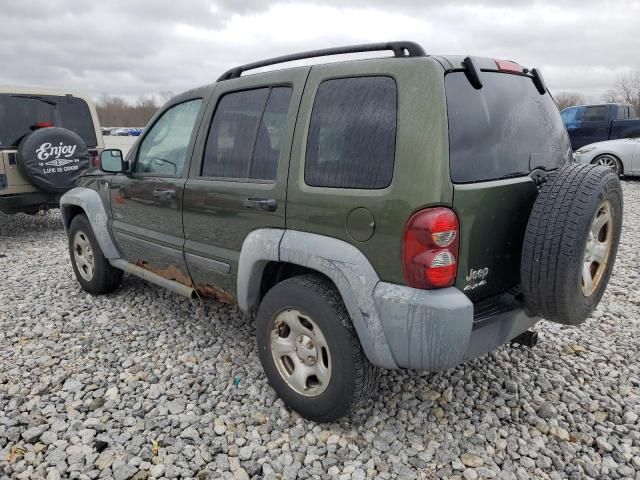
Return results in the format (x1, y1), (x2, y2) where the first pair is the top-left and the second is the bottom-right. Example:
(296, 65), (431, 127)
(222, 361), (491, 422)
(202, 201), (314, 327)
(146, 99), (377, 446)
(17, 127), (89, 193)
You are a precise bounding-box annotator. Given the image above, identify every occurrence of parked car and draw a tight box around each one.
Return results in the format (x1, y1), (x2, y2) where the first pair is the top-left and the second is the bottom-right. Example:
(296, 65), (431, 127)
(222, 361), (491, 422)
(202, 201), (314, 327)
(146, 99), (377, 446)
(101, 127), (112, 136)
(0, 87), (103, 214)
(574, 137), (640, 175)
(561, 102), (640, 151)
(61, 42), (622, 422)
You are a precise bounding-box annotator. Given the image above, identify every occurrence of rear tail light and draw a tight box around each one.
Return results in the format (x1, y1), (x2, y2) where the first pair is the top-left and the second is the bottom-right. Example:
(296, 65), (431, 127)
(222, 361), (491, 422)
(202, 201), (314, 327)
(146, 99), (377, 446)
(403, 207), (460, 289)
(34, 122), (54, 128)
(89, 149), (100, 168)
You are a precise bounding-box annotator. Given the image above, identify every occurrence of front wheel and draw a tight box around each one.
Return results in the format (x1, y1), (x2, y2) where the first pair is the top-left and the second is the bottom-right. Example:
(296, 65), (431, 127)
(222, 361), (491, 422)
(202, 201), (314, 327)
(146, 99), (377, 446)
(593, 154), (622, 176)
(68, 214), (123, 295)
(256, 274), (377, 422)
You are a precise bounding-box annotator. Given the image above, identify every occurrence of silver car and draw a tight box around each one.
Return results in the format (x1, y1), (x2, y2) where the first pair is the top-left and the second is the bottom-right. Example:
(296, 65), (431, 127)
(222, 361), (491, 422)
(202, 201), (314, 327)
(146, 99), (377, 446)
(574, 138), (640, 176)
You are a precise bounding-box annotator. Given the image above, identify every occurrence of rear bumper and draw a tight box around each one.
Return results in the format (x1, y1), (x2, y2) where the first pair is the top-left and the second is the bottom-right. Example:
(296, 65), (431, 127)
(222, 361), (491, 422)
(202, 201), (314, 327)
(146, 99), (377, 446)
(373, 282), (539, 371)
(0, 191), (60, 214)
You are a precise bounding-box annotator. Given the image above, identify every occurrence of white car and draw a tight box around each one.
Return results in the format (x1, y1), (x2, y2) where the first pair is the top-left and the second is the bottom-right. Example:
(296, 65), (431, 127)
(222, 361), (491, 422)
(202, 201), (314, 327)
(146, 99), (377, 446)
(574, 138), (640, 176)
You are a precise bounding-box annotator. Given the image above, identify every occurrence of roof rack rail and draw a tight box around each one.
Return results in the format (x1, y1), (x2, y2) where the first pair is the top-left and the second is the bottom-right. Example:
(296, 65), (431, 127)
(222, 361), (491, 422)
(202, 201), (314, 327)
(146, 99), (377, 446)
(217, 41), (427, 81)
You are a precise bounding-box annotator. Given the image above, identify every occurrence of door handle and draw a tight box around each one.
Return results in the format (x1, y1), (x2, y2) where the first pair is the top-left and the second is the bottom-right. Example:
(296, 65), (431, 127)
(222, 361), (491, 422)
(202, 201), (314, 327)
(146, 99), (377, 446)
(152, 189), (176, 200)
(243, 197), (277, 212)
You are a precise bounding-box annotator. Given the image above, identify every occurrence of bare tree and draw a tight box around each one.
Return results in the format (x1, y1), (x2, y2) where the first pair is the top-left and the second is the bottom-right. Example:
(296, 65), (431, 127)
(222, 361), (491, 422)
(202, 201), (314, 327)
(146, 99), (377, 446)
(158, 90), (174, 104)
(553, 92), (587, 111)
(96, 94), (160, 127)
(603, 70), (640, 113)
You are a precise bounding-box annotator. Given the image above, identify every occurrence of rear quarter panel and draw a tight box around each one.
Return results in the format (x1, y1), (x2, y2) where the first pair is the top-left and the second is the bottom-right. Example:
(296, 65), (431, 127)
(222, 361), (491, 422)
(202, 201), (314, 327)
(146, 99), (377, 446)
(285, 57), (453, 285)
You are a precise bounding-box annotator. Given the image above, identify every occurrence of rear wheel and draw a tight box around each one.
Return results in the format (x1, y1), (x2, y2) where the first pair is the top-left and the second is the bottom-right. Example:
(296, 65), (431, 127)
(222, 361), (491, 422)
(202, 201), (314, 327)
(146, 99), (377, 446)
(256, 274), (377, 422)
(593, 154), (622, 176)
(521, 164), (623, 325)
(68, 214), (123, 294)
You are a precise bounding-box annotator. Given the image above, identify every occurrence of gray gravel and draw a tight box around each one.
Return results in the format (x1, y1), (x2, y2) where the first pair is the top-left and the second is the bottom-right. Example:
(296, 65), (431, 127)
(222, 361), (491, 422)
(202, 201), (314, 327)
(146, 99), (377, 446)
(1, 181), (640, 480)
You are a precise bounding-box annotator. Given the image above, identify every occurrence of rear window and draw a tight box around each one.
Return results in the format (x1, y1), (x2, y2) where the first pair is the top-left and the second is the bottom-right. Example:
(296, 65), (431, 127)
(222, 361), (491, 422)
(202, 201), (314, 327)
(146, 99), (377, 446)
(446, 72), (571, 183)
(0, 94), (97, 149)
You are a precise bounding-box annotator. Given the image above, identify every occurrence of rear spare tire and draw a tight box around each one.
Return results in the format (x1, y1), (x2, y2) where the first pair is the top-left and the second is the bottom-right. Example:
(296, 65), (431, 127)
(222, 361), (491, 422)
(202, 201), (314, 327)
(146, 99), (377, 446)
(17, 127), (90, 193)
(521, 164), (622, 325)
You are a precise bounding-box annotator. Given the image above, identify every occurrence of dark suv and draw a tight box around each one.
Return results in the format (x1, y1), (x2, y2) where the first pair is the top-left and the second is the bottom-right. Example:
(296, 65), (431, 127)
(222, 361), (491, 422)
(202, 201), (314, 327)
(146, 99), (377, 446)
(60, 42), (623, 421)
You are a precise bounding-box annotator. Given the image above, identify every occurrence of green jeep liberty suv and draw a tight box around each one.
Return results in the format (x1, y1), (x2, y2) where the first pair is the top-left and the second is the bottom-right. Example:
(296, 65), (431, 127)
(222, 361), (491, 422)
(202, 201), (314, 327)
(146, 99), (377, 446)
(60, 42), (623, 422)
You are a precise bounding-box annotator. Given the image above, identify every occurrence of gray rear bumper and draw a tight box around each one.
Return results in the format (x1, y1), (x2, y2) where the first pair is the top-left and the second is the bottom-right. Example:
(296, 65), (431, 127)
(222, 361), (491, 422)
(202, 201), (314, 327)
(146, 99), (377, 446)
(373, 282), (539, 371)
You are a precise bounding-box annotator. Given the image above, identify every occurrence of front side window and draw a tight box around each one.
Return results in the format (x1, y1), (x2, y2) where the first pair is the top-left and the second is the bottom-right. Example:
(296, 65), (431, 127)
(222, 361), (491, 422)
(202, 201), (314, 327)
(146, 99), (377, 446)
(202, 87), (292, 180)
(304, 76), (397, 189)
(561, 106), (583, 125)
(135, 99), (202, 176)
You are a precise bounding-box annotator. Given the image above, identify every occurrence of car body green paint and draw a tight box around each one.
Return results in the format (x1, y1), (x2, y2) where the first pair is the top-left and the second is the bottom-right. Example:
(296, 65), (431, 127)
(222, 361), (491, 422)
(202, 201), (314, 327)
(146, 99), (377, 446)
(69, 50), (568, 313)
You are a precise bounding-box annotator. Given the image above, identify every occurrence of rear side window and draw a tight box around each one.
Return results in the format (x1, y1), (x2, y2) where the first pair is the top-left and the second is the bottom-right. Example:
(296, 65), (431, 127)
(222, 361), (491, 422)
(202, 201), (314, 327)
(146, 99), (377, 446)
(202, 87), (292, 180)
(446, 72), (571, 183)
(0, 94), (97, 149)
(583, 105), (608, 122)
(305, 76), (397, 189)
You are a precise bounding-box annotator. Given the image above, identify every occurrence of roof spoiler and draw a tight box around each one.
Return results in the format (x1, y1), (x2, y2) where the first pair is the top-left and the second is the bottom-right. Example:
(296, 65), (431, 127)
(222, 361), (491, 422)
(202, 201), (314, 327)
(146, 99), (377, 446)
(463, 57), (483, 89)
(463, 56), (548, 95)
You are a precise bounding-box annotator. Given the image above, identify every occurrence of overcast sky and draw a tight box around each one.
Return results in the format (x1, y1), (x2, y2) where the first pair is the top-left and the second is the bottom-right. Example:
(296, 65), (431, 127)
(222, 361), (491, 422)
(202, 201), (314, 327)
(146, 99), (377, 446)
(1, 0), (639, 103)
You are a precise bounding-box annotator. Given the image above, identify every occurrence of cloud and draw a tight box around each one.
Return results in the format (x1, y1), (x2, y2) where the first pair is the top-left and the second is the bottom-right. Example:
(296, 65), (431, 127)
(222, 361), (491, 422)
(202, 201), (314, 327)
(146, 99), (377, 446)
(0, 0), (638, 102)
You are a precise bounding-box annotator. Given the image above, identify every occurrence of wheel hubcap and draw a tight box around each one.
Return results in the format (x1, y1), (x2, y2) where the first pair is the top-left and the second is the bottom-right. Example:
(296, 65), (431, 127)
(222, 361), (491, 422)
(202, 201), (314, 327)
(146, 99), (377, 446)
(596, 156), (618, 173)
(73, 231), (95, 281)
(582, 201), (613, 297)
(270, 309), (331, 397)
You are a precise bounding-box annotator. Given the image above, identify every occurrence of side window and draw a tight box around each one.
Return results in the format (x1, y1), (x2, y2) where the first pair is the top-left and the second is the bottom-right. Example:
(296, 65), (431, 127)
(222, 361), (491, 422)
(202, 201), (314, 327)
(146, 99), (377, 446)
(561, 106), (585, 125)
(305, 76), (397, 189)
(135, 99), (202, 176)
(582, 105), (608, 122)
(202, 87), (292, 180)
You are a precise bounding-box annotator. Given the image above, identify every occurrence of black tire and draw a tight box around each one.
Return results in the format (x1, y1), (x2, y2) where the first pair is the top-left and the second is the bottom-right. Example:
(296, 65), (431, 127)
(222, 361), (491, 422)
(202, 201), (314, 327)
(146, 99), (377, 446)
(521, 164), (623, 325)
(592, 154), (622, 176)
(256, 274), (377, 422)
(68, 214), (123, 294)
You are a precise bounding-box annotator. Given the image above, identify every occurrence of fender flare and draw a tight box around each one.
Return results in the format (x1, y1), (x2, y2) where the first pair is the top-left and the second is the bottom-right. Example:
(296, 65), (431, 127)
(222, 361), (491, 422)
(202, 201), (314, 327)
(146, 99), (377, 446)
(237, 229), (398, 369)
(60, 187), (120, 259)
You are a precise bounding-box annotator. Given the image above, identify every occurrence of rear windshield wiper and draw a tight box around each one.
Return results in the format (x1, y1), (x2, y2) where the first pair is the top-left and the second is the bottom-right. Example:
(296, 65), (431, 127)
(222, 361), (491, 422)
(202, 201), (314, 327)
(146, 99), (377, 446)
(10, 94), (57, 106)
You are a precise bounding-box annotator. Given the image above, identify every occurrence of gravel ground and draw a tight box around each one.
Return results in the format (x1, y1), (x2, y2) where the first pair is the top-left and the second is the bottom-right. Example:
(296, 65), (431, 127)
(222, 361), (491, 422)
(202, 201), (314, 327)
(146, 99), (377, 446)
(1, 182), (639, 480)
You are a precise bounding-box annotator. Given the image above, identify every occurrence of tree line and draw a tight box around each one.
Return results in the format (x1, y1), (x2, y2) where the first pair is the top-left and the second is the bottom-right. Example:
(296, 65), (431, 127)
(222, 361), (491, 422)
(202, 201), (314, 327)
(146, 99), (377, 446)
(95, 91), (173, 127)
(96, 69), (640, 127)
(555, 69), (640, 112)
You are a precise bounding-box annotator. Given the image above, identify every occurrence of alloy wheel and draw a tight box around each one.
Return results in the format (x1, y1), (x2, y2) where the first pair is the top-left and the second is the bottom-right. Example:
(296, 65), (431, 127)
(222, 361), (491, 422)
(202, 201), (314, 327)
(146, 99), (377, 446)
(73, 230), (95, 281)
(270, 309), (332, 397)
(582, 200), (613, 296)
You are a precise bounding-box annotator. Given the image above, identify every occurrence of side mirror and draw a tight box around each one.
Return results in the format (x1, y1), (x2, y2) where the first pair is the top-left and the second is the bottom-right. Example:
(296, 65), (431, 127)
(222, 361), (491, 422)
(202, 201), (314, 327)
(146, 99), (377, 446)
(100, 149), (124, 173)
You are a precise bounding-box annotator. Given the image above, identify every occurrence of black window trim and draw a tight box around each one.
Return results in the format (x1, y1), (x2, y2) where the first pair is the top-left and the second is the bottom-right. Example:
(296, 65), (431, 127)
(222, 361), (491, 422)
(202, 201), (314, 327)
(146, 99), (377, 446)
(131, 97), (204, 179)
(303, 74), (399, 191)
(196, 83), (293, 183)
